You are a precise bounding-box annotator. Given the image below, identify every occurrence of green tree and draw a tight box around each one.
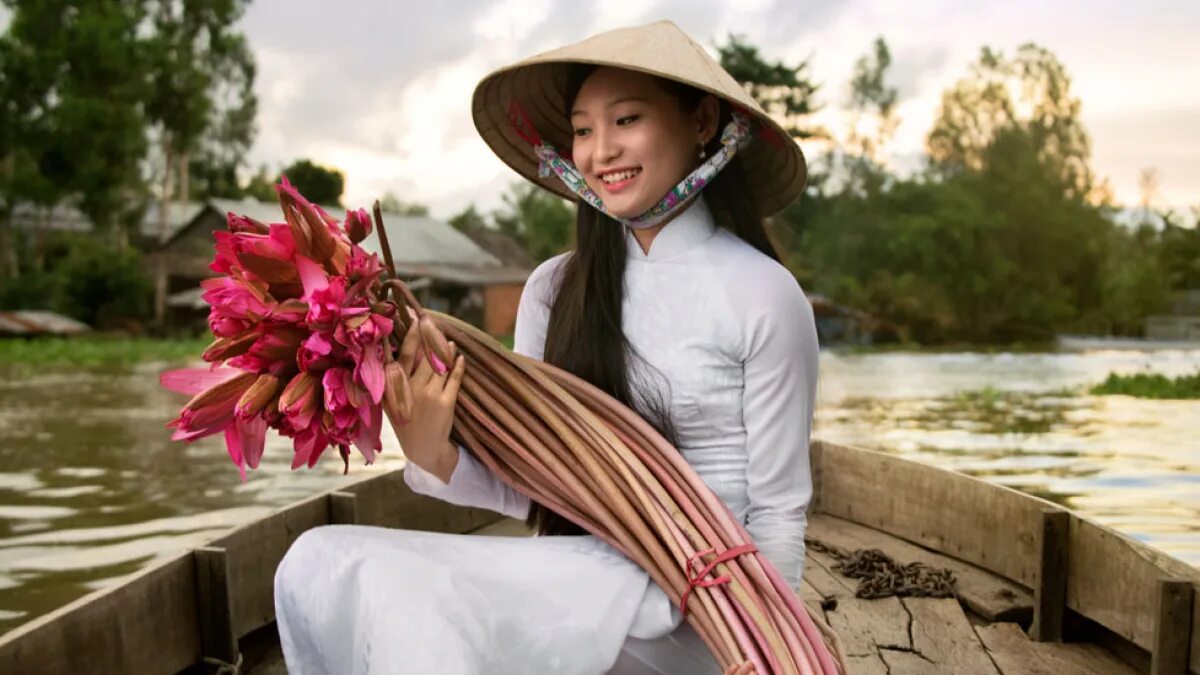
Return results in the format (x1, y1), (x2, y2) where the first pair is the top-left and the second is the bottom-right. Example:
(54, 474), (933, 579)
(241, 165), (276, 202)
(927, 44), (1096, 202)
(448, 204), (489, 233)
(840, 37), (899, 199)
(280, 159), (344, 206)
(492, 183), (574, 262)
(379, 191), (430, 216)
(716, 34), (824, 140)
(144, 0), (256, 229)
(1, 0), (151, 244)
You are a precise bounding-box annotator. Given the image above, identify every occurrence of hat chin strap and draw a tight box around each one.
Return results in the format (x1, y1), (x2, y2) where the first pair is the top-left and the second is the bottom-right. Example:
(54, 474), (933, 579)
(509, 103), (756, 230)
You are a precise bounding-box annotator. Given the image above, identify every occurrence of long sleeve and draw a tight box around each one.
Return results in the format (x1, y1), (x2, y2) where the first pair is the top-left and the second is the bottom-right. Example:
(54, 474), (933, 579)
(402, 254), (569, 520)
(738, 266), (819, 590)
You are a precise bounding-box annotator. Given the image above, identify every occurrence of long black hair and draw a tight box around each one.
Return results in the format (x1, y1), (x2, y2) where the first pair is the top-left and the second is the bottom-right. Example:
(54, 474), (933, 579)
(525, 64), (784, 536)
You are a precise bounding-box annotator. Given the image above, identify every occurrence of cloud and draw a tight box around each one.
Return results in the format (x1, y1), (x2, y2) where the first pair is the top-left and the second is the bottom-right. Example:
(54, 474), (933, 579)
(233, 0), (1199, 214)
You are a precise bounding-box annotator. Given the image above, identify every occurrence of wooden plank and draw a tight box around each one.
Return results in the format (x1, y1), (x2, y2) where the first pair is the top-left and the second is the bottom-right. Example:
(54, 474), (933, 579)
(211, 492), (330, 638)
(1031, 509), (1070, 642)
(844, 652), (888, 675)
(469, 516), (535, 537)
(976, 622), (1140, 675)
(329, 491), (358, 525)
(903, 597), (1000, 674)
(0, 552), (201, 675)
(816, 440), (1200, 673)
(806, 552), (909, 657)
(812, 441), (1047, 587)
(1151, 579), (1194, 675)
(806, 512), (1032, 622)
(1066, 517), (1200, 670)
(194, 547), (238, 670)
(351, 466), (505, 534)
(800, 580), (826, 619)
(878, 647), (940, 675)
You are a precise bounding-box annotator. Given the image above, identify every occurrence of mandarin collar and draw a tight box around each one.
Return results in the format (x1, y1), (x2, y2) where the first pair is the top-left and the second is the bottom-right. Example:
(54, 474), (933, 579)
(623, 197), (717, 262)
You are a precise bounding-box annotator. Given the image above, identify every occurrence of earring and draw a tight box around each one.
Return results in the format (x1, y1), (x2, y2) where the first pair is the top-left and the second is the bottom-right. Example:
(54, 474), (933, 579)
(698, 144), (706, 160)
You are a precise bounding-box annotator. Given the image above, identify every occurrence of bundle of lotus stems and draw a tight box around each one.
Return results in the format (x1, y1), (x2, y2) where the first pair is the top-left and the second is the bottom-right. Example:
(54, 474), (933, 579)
(380, 231), (844, 675)
(163, 181), (846, 673)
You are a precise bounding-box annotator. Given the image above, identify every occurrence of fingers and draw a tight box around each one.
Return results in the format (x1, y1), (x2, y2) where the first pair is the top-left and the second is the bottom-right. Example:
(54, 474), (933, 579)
(410, 345), (434, 387)
(440, 352), (466, 399)
(398, 310), (422, 374)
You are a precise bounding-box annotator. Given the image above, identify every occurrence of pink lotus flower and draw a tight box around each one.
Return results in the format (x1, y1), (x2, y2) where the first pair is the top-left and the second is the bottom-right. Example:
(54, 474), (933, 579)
(345, 208), (372, 244)
(161, 368), (264, 480)
(162, 179), (421, 478)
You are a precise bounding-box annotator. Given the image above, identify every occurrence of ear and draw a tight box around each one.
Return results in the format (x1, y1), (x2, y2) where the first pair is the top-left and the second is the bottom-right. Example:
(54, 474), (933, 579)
(695, 95), (721, 145)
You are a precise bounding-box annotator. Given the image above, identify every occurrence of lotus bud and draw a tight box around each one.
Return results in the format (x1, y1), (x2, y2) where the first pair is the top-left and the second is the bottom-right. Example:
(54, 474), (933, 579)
(203, 331), (258, 363)
(279, 371), (321, 427)
(371, 302), (396, 317)
(227, 213), (269, 235)
(418, 315), (452, 375)
(235, 373), (282, 419)
(345, 208), (373, 244)
(383, 361), (414, 425)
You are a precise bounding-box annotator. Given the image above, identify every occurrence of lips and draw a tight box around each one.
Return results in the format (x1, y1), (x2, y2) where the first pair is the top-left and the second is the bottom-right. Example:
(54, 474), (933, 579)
(598, 167), (642, 194)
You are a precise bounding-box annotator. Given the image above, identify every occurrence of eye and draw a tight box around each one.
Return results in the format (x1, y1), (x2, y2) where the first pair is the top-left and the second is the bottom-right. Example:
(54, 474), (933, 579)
(573, 127), (591, 138)
(617, 115), (640, 126)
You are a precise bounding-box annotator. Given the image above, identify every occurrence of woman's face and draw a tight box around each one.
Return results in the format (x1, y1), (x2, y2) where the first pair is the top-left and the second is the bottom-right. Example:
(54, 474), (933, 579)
(570, 67), (718, 219)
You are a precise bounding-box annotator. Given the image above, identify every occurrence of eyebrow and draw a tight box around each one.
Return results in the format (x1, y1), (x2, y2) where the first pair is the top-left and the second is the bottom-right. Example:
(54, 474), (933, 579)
(570, 96), (650, 118)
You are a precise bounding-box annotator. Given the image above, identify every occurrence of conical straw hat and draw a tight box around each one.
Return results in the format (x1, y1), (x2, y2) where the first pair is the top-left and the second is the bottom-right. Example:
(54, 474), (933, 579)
(471, 20), (807, 220)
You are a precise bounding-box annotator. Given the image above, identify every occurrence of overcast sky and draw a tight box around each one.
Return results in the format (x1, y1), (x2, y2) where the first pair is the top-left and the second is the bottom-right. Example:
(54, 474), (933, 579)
(4, 1), (1198, 217)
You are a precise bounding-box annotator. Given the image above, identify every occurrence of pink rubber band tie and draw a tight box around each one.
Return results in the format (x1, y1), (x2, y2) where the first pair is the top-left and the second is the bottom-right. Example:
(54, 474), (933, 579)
(679, 543), (758, 616)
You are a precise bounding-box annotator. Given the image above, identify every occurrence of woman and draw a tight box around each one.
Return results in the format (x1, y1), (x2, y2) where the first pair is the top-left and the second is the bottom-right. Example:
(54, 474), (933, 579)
(274, 20), (818, 675)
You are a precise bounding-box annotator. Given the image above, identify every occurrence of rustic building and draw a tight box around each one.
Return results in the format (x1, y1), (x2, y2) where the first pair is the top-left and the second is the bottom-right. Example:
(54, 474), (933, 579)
(1144, 289), (1200, 340)
(151, 199), (533, 337)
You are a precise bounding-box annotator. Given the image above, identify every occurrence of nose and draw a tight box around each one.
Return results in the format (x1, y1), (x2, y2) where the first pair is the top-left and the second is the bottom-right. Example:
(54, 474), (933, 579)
(592, 125), (620, 167)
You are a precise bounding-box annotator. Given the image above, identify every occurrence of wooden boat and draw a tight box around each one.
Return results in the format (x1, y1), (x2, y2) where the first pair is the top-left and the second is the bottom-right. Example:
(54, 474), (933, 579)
(1, 440), (1196, 674)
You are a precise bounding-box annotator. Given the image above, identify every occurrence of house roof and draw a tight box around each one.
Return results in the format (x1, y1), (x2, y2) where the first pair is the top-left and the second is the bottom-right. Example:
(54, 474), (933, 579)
(201, 199), (503, 269)
(0, 310), (91, 335)
(460, 227), (536, 268)
(10, 200), (205, 242)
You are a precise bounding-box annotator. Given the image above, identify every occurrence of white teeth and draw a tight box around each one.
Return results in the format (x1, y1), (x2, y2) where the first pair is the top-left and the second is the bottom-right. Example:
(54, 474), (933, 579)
(601, 168), (641, 184)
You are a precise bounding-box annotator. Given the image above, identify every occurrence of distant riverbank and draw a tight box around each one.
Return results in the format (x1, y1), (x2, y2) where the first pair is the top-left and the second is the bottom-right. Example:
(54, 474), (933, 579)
(0, 336), (210, 373)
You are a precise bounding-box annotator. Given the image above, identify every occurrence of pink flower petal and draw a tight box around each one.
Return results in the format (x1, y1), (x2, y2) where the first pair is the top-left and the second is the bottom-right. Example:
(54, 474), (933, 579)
(238, 415), (269, 469)
(295, 254), (329, 298)
(160, 367), (243, 396)
(224, 424), (248, 481)
(356, 344), (385, 404)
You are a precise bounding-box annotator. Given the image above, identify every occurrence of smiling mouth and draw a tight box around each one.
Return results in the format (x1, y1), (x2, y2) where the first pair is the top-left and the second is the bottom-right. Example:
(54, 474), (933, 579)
(598, 168), (642, 192)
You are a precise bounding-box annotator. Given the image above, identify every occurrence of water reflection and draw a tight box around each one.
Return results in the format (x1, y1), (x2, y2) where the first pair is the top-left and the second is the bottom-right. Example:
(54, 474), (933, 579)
(0, 348), (1197, 635)
(815, 348), (1200, 568)
(0, 361), (401, 634)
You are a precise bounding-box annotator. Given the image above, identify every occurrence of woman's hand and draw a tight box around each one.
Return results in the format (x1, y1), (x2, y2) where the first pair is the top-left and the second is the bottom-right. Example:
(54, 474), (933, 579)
(391, 313), (466, 483)
(723, 662), (756, 675)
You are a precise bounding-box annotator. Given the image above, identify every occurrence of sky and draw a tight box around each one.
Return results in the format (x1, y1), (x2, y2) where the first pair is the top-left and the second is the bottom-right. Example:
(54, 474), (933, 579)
(4, 1), (1199, 218)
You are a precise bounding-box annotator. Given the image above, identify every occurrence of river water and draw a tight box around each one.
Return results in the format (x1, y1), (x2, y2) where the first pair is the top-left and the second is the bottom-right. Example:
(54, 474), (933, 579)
(0, 347), (1197, 635)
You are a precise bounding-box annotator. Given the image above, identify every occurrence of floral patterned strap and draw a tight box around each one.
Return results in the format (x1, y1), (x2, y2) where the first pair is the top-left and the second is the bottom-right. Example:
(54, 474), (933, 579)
(507, 100), (758, 230)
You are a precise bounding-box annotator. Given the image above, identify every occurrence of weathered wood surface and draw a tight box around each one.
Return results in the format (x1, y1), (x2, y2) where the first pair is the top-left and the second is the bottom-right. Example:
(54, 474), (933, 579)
(815, 440), (1200, 674)
(976, 622), (1140, 675)
(0, 552), (201, 675)
(194, 546), (238, 668)
(1067, 517), (1200, 673)
(1031, 509), (1070, 641)
(806, 512), (1032, 622)
(210, 492), (330, 638)
(1152, 579), (1194, 675)
(812, 440), (1047, 588)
